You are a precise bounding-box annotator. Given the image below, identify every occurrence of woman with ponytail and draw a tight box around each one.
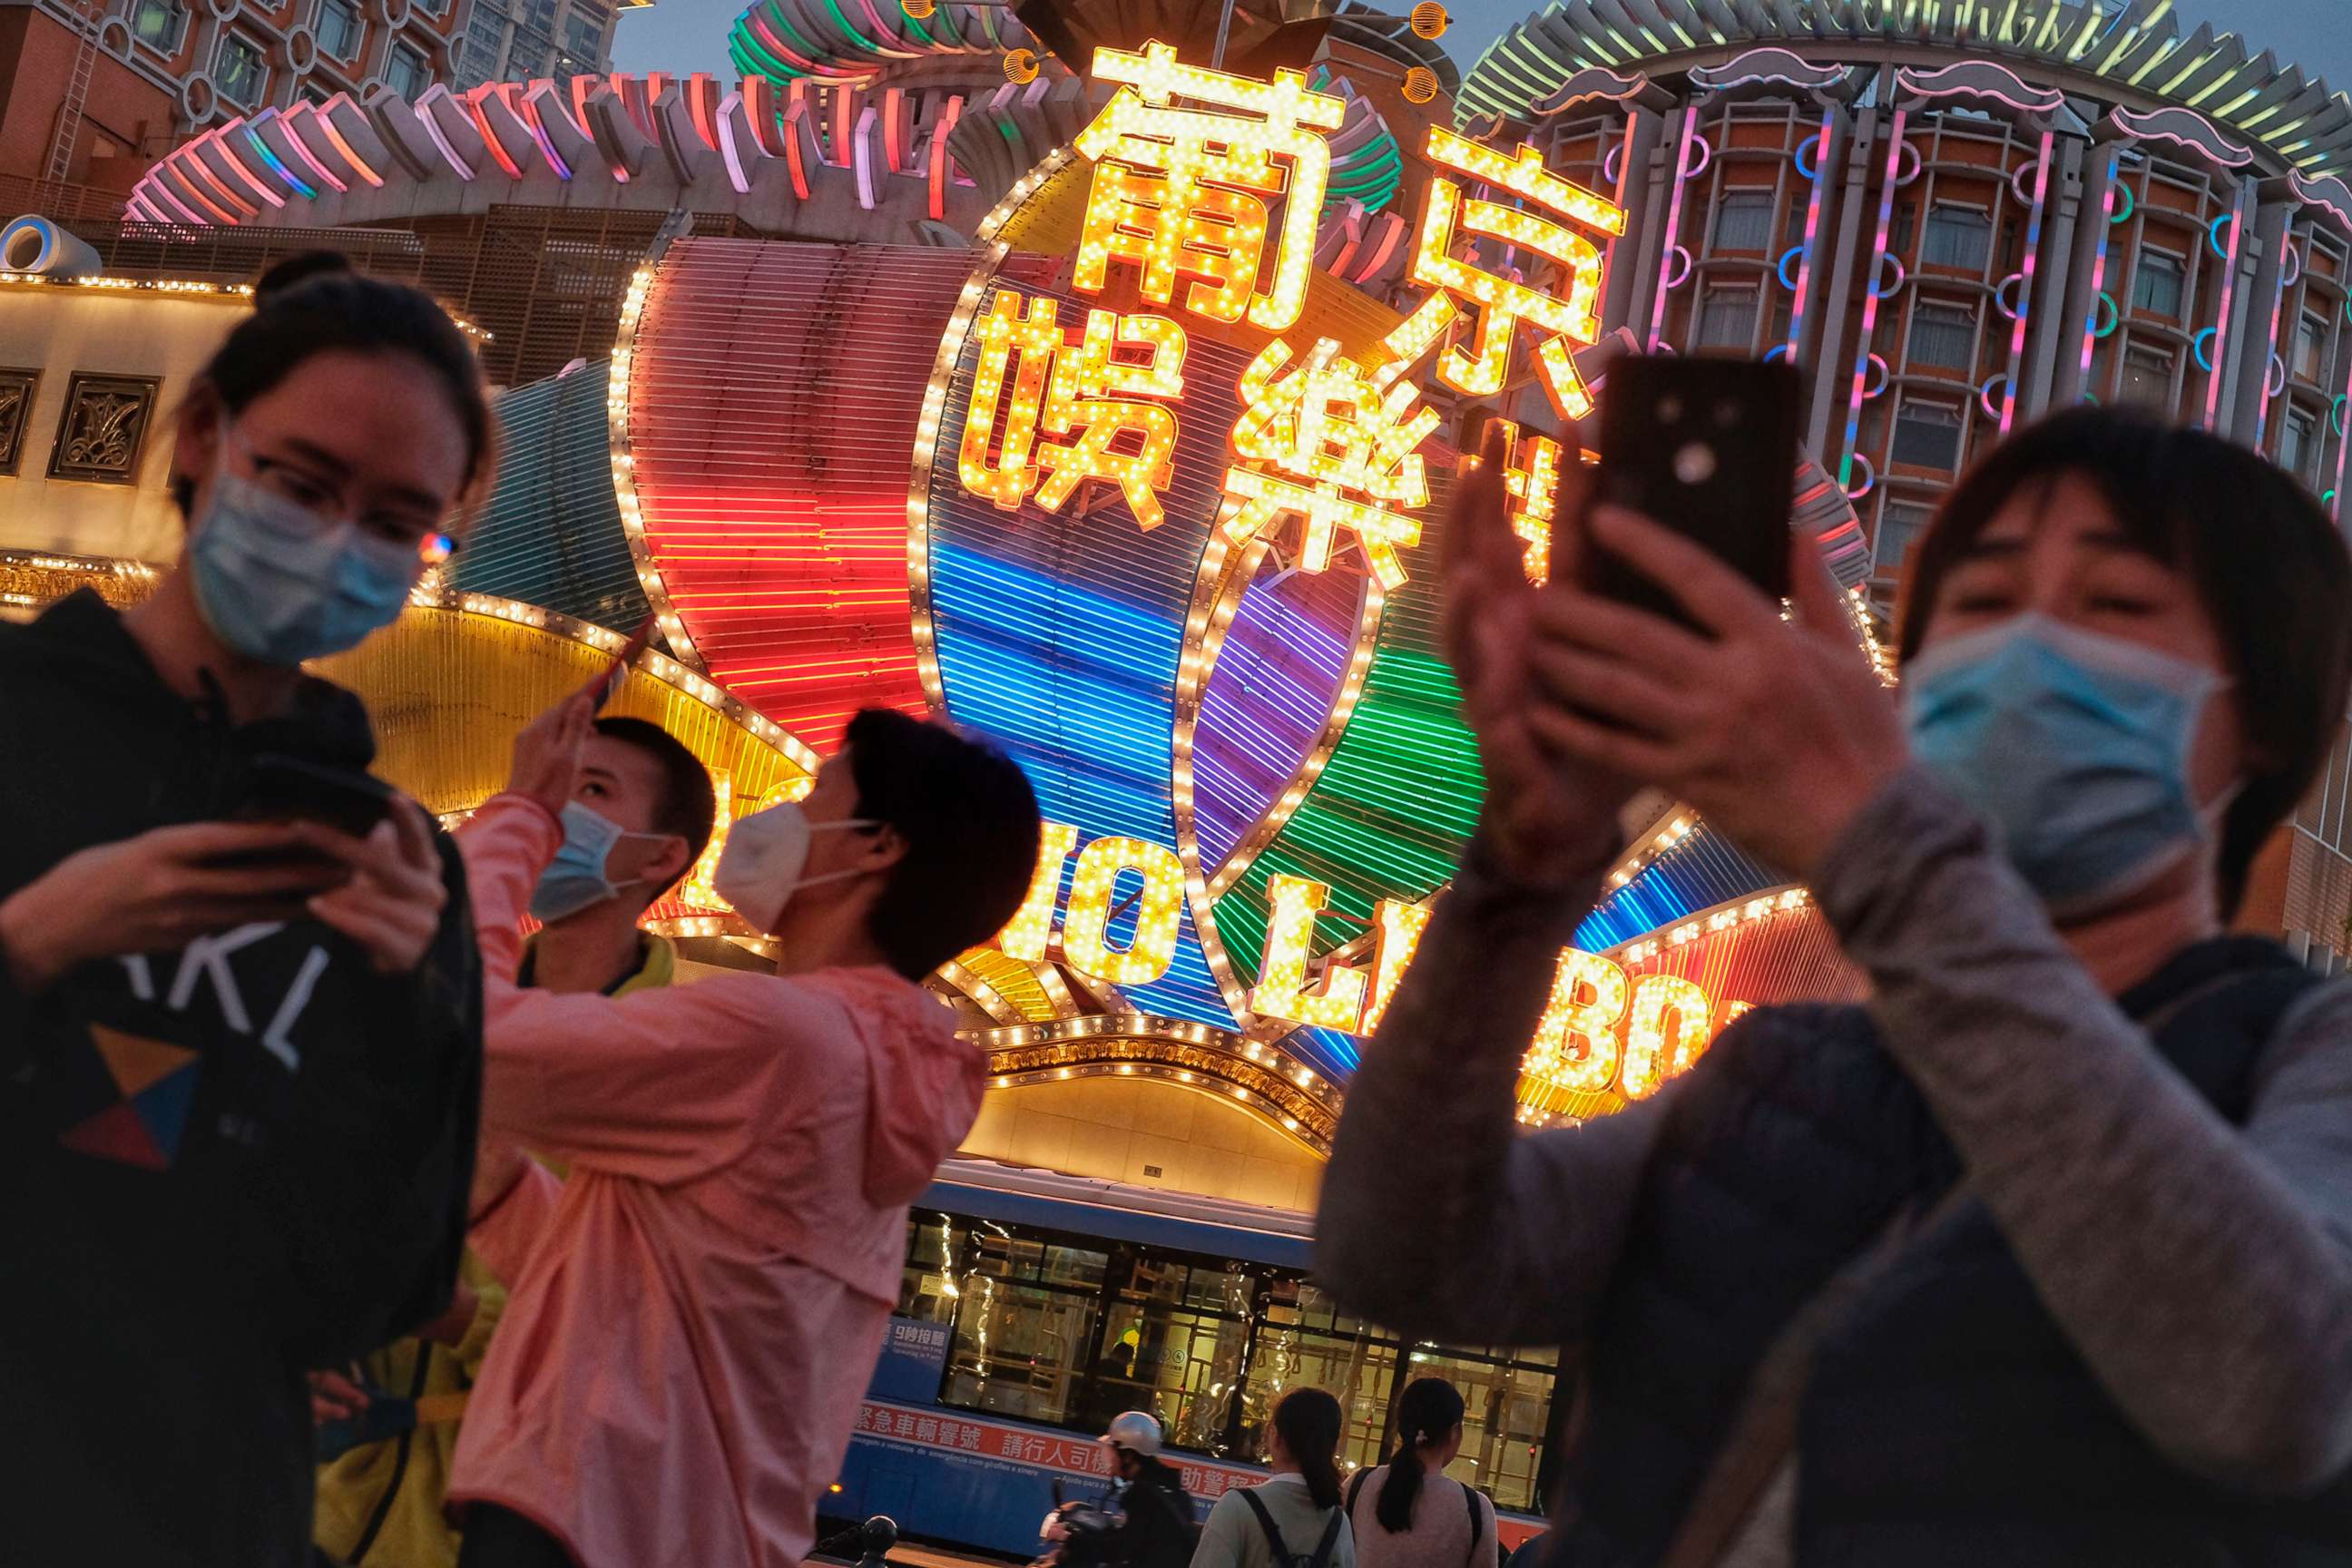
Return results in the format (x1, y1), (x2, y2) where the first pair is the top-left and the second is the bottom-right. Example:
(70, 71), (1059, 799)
(1345, 1379), (1497, 1568)
(1191, 1389), (1356, 1568)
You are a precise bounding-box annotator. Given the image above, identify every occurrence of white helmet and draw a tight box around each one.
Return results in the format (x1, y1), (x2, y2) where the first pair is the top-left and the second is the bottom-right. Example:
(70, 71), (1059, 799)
(1100, 1410), (1163, 1457)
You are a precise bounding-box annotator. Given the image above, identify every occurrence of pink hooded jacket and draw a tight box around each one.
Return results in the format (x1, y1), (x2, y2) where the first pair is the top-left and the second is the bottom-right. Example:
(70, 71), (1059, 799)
(446, 795), (986, 1568)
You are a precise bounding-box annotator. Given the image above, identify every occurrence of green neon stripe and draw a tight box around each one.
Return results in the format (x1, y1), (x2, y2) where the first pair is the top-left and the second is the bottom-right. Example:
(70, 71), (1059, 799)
(762, 0), (832, 66)
(820, 0), (881, 56)
(1209, 564), (1484, 984)
(928, 1), (966, 48)
(898, 4), (936, 46)
(730, 26), (803, 81)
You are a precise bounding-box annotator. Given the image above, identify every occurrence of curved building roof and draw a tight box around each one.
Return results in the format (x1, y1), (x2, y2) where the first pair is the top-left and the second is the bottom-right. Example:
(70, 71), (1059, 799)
(1458, 0), (2352, 178)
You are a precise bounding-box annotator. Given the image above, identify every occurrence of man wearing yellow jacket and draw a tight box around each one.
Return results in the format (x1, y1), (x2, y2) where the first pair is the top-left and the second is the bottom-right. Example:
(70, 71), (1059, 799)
(313, 718), (713, 1567)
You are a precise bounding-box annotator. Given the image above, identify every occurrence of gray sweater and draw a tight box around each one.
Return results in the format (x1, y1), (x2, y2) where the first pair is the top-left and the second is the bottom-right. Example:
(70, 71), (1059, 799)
(1316, 767), (2352, 1542)
(1191, 1475), (1357, 1568)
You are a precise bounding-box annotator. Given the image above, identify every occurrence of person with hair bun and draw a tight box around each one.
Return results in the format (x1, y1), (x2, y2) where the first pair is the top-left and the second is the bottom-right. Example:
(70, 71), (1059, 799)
(1344, 1379), (1497, 1568)
(1192, 1388), (1356, 1568)
(1323, 406), (2352, 1563)
(0, 252), (494, 1567)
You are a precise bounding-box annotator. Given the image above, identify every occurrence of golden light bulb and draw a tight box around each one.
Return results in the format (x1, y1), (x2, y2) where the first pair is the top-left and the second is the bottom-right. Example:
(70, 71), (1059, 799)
(1402, 66), (1439, 103)
(1004, 48), (1039, 83)
(1409, 2), (1447, 38)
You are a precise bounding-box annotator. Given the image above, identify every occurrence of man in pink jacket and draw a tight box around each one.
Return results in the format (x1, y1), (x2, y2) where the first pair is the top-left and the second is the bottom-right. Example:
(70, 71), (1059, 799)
(446, 696), (1042, 1568)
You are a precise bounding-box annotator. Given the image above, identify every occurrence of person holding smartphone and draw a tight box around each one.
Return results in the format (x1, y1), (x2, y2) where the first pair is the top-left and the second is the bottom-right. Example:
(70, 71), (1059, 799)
(0, 253), (491, 1566)
(313, 716), (712, 1568)
(1317, 407), (2352, 1564)
(443, 691), (1039, 1568)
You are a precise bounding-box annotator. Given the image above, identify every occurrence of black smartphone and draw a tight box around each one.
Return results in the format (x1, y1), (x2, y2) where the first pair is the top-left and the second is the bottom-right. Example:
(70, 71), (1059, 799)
(1584, 355), (1798, 624)
(240, 754), (395, 838)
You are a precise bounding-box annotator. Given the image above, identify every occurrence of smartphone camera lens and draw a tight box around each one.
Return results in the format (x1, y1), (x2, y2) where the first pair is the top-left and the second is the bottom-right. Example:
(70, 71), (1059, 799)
(1673, 441), (1718, 485)
(1657, 394), (1683, 422)
(1714, 399), (1742, 427)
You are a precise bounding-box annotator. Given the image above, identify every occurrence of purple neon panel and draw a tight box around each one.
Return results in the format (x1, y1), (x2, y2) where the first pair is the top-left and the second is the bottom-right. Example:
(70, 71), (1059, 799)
(1192, 558), (1364, 875)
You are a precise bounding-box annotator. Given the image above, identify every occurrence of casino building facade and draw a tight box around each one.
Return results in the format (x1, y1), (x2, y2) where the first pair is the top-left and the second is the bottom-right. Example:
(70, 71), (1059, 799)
(4, 0), (2352, 1524)
(4, 0), (2350, 1181)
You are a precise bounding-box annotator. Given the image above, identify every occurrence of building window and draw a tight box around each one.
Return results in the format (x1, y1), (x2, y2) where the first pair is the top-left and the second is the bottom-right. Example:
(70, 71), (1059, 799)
(384, 42), (429, 102)
(1870, 498), (1935, 612)
(1712, 191), (1774, 253)
(2281, 408), (2316, 480)
(1890, 399), (1965, 469)
(2296, 314), (2328, 384)
(2132, 251), (2185, 318)
(128, 0), (186, 52)
(314, 0), (362, 58)
(562, 7), (604, 62)
(1922, 205), (1993, 270)
(50, 374), (161, 485)
(1891, 201), (1916, 260)
(213, 31), (270, 109)
(0, 369), (37, 475)
(1907, 302), (1978, 371)
(2119, 344), (2175, 409)
(1696, 288), (1759, 351)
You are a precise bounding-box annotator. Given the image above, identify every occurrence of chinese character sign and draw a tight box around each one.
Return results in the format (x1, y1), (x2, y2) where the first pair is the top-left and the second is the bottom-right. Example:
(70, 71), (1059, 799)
(959, 289), (1189, 531)
(1484, 416), (1565, 585)
(1073, 42), (1346, 333)
(1401, 126), (1628, 420)
(1222, 337), (1437, 591)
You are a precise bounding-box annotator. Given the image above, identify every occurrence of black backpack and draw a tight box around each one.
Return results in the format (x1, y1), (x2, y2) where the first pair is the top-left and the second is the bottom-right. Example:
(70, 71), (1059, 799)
(1239, 1490), (1347, 1568)
(1346, 1470), (1484, 1566)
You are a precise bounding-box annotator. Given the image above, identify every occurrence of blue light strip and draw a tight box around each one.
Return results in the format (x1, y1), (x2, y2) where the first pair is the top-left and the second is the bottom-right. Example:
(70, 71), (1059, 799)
(243, 114), (317, 199)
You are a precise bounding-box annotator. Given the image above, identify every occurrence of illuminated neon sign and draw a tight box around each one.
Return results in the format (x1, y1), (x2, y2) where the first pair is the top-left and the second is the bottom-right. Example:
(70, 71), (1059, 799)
(917, 44), (1799, 1108)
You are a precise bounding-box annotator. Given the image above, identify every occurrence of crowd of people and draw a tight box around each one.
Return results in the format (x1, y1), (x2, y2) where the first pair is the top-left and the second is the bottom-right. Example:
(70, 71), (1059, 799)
(2, 246), (2348, 1568)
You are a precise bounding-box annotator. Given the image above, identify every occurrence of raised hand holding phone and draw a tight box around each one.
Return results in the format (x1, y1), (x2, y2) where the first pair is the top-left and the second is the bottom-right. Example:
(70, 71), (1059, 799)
(1520, 357), (1906, 877)
(1445, 424), (1635, 887)
(590, 612), (657, 712)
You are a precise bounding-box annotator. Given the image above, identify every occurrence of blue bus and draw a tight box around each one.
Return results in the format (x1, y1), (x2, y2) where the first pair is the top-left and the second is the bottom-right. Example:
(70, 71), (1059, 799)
(830, 1159), (1559, 1558)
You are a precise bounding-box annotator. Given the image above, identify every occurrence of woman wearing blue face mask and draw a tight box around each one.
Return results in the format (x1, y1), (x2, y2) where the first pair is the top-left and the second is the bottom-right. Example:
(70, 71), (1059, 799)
(0, 252), (493, 1567)
(1318, 407), (2352, 1567)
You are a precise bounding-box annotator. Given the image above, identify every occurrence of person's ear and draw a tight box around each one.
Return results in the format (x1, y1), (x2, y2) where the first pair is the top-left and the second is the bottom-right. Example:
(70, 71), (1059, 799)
(854, 821), (910, 875)
(642, 832), (693, 894)
(172, 385), (226, 514)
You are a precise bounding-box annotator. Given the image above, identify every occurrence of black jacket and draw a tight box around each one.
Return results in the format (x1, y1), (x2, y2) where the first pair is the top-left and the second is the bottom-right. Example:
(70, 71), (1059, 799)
(1558, 937), (2351, 1567)
(1106, 1458), (1200, 1568)
(0, 592), (483, 1567)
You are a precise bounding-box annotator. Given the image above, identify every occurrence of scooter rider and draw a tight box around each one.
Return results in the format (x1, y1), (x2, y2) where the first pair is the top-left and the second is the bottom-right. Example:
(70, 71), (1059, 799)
(1086, 1412), (1198, 1568)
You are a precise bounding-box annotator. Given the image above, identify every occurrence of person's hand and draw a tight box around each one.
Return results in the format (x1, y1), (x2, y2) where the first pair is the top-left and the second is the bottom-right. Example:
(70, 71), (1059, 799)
(0, 821), (350, 995)
(1444, 427), (1635, 887)
(309, 1366), (369, 1425)
(506, 687), (596, 821)
(1522, 505), (1907, 879)
(299, 798), (449, 975)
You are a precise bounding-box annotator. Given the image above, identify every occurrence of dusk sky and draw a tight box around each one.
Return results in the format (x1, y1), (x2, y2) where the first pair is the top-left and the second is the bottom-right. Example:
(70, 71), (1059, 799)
(612, 0), (2352, 100)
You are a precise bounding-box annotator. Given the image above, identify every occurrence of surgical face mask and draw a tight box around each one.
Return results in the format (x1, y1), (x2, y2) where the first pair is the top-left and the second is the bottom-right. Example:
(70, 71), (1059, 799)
(530, 801), (673, 924)
(1902, 612), (2232, 916)
(187, 447), (426, 667)
(712, 801), (878, 935)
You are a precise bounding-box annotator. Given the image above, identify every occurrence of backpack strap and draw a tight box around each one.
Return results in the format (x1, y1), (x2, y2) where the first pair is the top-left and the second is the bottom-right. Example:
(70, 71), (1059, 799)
(1460, 1482), (1481, 1566)
(1238, 1489), (1289, 1564)
(1308, 1508), (1346, 1568)
(1346, 1470), (1369, 1516)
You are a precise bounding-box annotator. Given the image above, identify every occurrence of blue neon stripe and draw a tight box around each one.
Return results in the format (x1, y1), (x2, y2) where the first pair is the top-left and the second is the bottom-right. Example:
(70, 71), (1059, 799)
(928, 540), (1230, 1027)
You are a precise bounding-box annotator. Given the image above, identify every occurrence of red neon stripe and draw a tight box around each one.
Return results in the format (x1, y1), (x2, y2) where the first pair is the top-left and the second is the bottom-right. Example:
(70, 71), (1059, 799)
(926, 94), (960, 220)
(688, 72), (720, 150)
(464, 88), (526, 178)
